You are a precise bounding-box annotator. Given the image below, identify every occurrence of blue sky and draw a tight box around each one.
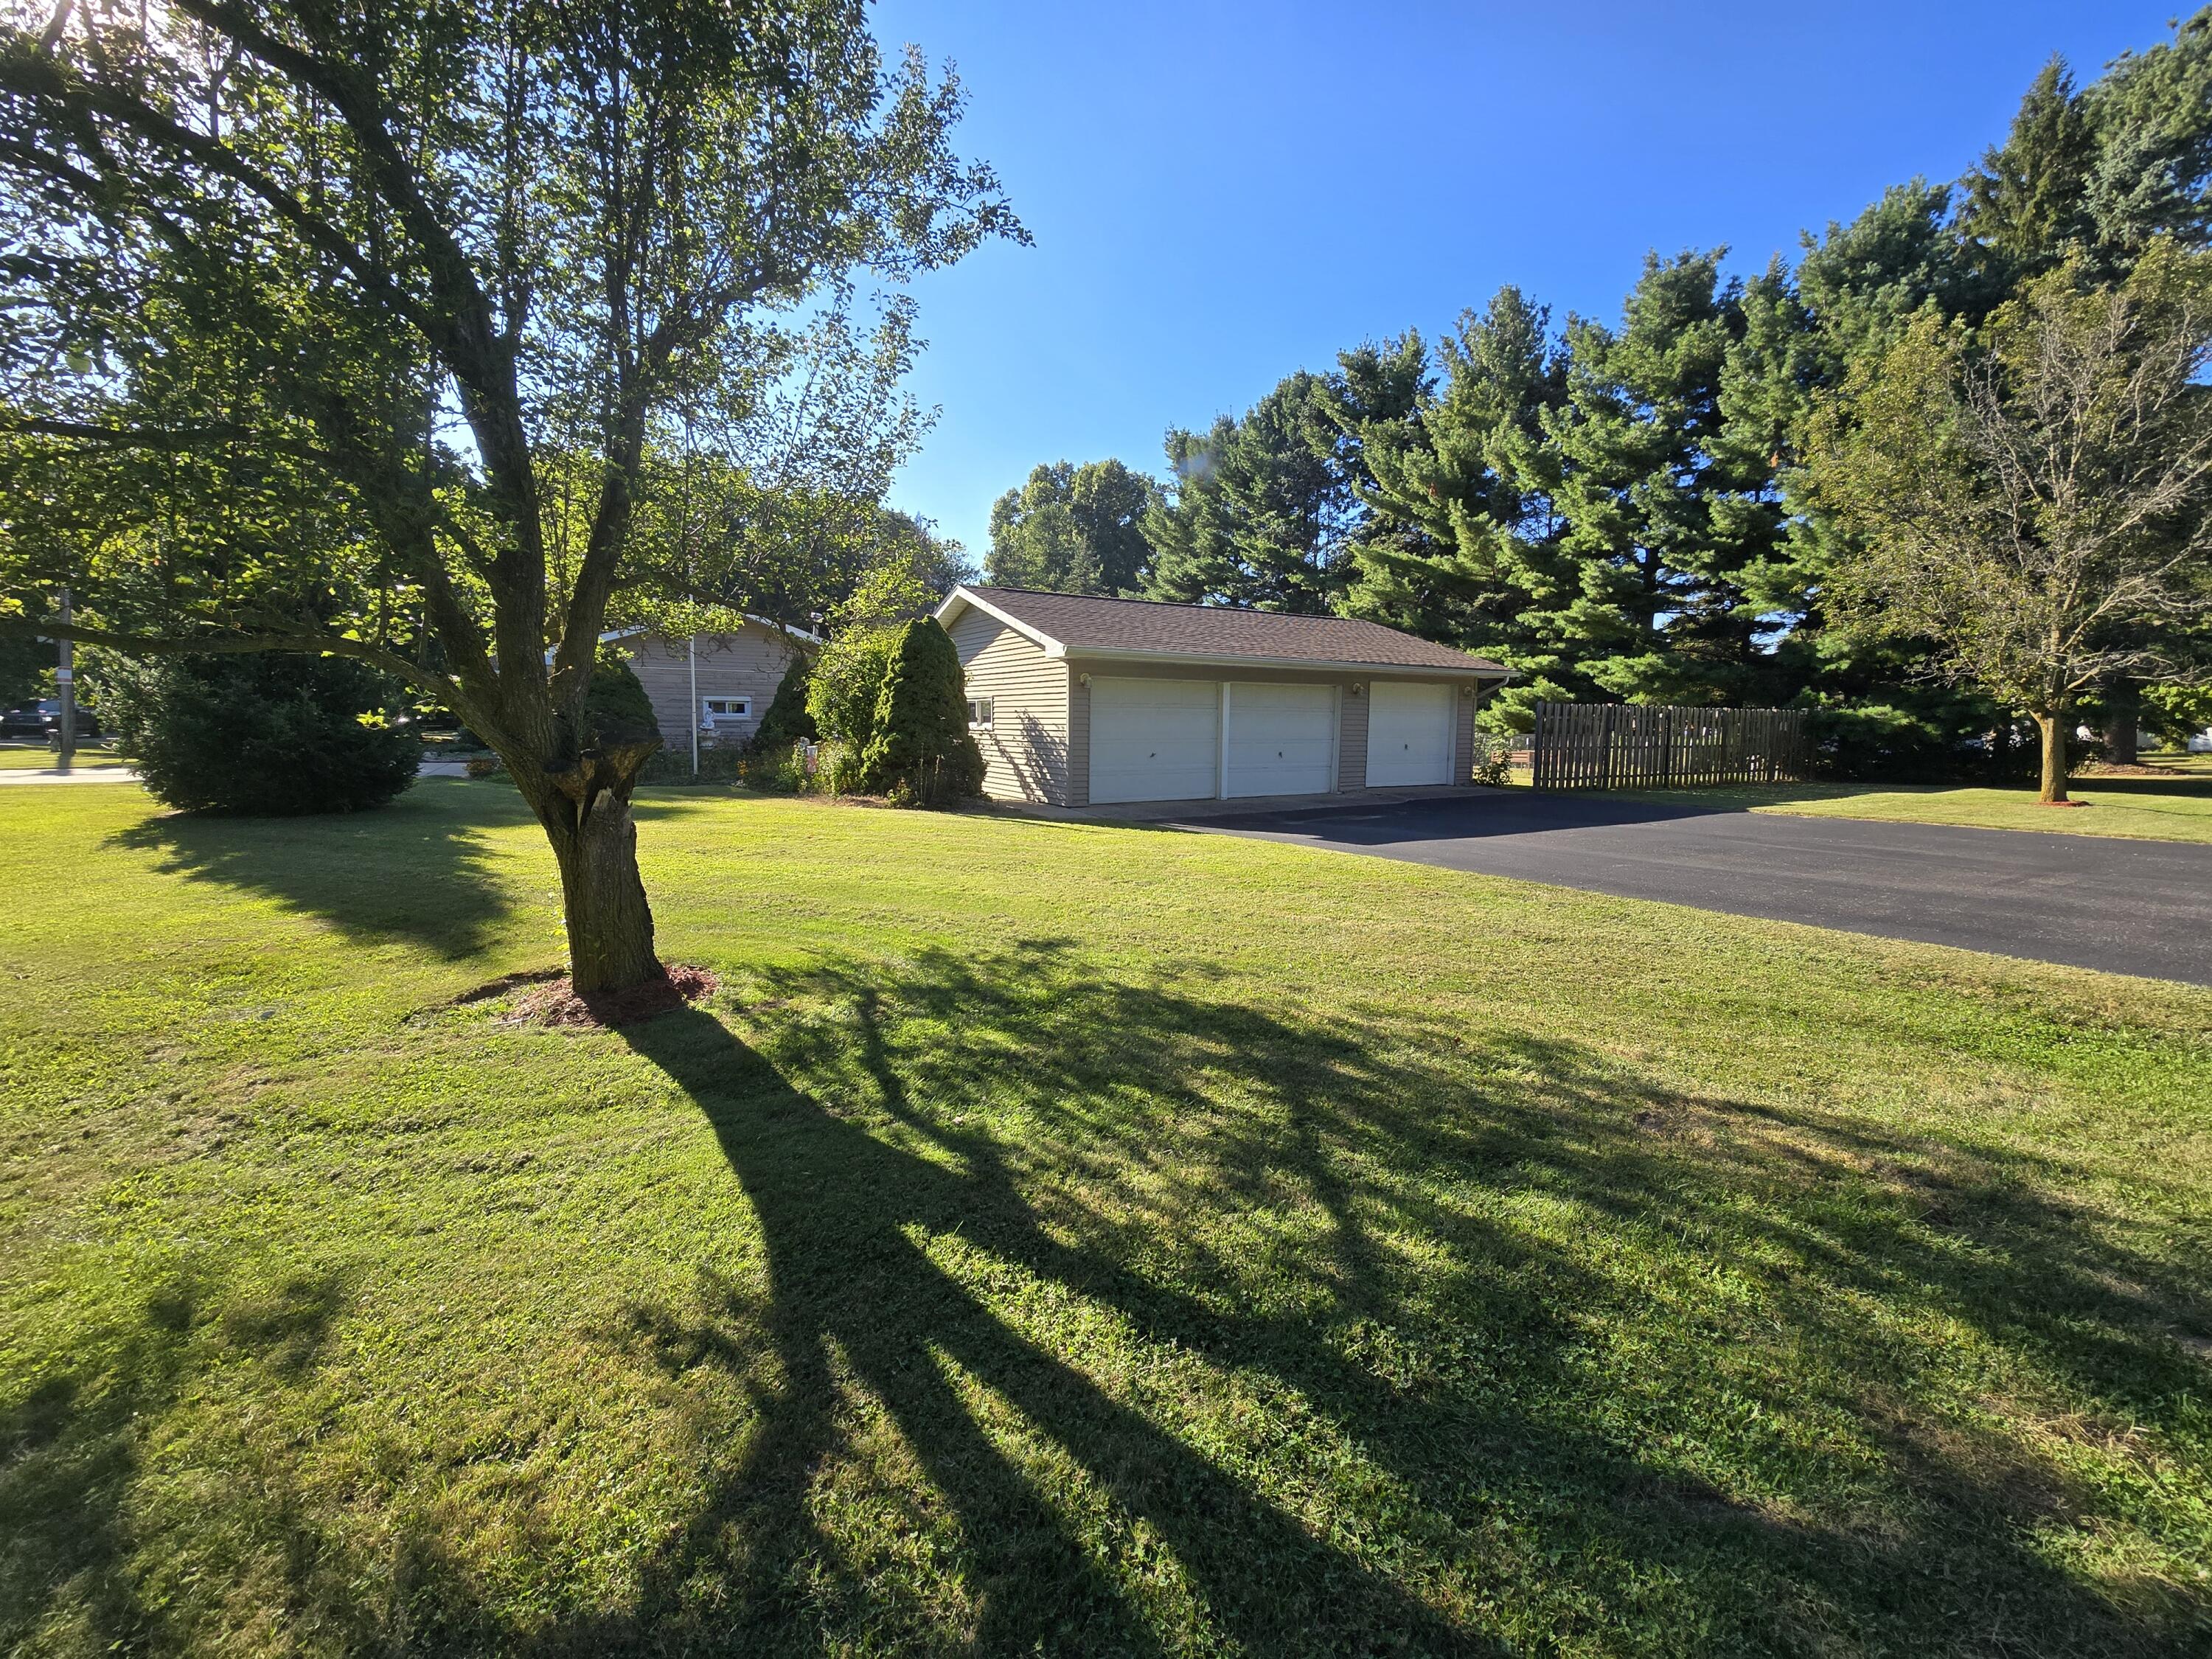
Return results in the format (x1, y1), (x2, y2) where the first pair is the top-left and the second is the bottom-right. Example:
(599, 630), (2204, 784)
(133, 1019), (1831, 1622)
(869, 0), (2188, 564)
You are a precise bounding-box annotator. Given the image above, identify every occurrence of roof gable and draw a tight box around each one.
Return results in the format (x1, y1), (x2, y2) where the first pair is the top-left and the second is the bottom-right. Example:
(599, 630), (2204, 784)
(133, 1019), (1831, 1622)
(936, 586), (1506, 678)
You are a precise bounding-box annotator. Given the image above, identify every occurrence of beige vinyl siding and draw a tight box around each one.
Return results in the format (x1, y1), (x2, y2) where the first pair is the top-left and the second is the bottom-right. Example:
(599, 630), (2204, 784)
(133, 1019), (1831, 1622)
(624, 627), (804, 748)
(1069, 674), (1091, 806)
(947, 608), (1071, 803)
(1454, 684), (1477, 782)
(1337, 683), (1369, 791)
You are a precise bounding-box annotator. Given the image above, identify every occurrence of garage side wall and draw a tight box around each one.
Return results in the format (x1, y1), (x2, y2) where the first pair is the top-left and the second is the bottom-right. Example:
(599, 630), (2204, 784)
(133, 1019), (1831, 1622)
(947, 609), (1071, 804)
(1455, 685), (1478, 781)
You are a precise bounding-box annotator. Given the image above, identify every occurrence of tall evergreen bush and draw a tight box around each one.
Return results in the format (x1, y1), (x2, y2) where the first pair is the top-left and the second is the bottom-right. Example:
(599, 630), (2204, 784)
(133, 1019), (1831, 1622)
(857, 618), (984, 806)
(753, 654), (819, 750)
(585, 647), (661, 745)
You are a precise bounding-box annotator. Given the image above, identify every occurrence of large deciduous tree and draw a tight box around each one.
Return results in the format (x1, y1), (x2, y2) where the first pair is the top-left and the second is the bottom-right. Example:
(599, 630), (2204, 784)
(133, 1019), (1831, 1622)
(984, 457), (1157, 595)
(0, 0), (1018, 992)
(1808, 245), (2212, 801)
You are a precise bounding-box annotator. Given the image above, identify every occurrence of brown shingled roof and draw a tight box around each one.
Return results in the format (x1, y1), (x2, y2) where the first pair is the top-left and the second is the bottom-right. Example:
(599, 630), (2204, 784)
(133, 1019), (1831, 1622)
(945, 587), (1507, 676)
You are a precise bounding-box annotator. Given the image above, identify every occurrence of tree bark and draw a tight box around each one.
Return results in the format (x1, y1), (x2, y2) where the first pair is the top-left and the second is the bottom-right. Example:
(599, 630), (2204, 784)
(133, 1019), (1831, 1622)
(510, 741), (664, 994)
(2033, 710), (2070, 804)
(2103, 695), (2140, 766)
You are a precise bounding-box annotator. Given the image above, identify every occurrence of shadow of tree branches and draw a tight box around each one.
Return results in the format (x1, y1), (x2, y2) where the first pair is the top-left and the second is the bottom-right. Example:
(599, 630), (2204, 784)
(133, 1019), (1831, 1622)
(557, 941), (2206, 1655)
(7, 939), (2204, 1655)
(104, 784), (525, 959)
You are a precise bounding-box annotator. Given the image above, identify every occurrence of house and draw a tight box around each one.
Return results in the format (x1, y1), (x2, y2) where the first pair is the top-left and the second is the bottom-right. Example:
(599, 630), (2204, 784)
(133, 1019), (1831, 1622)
(603, 618), (818, 748)
(935, 585), (1509, 807)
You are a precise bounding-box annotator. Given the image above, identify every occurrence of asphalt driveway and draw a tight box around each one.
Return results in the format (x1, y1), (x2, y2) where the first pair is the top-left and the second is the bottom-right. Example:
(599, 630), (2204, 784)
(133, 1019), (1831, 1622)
(1166, 791), (2212, 986)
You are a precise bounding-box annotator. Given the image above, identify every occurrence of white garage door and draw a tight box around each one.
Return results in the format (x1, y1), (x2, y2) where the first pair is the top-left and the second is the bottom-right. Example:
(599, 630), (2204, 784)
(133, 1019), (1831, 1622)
(1225, 683), (1336, 798)
(1090, 678), (1220, 804)
(1366, 681), (1455, 787)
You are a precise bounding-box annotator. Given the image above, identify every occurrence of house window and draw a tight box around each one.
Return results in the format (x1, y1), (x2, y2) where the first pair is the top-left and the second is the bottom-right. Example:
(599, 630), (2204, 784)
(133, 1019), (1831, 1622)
(967, 697), (995, 730)
(700, 696), (751, 728)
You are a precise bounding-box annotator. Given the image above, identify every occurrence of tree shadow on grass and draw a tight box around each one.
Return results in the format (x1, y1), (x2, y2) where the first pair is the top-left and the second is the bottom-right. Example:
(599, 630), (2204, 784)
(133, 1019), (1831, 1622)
(104, 781), (526, 959)
(0, 1266), (354, 1655)
(563, 942), (2205, 1655)
(8, 942), (2202, 1653)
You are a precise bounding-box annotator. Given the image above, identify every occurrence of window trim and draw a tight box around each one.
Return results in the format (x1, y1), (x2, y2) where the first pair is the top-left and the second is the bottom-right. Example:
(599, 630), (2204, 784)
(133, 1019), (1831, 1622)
(967, 696), (995, 731)
(700, 695), (752, 726)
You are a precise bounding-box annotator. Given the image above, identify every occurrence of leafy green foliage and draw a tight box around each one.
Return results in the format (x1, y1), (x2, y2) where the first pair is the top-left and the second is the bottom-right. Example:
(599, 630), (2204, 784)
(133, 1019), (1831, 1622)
(0, 633), (46, 711)
(806, 627), (902, 768)
(104, 653), (420, 815)
(0, 0), (1018, 987)
(986, 459), (1160, 594)
(856, 618), (984, 805)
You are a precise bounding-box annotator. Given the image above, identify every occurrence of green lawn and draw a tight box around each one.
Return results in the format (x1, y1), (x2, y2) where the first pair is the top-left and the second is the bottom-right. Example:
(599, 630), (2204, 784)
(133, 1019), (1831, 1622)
(3, 782), (2209, 1655)
(1615, 767), (2212, 844)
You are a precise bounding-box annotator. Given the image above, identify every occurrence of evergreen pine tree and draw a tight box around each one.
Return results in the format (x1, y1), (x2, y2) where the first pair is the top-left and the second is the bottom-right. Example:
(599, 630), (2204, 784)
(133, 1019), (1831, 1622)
(1143, 372), (1350, 612)
(1329, 292), (1578, 725)
(1958, 60), (2100, 288)
(586, 648), (661, 745)
(1537, 251), (1779, 706)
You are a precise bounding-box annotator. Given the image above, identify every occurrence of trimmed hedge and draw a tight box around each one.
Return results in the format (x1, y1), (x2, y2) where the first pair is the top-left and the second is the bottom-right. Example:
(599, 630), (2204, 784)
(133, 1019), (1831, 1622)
(105, 652), (421, 815)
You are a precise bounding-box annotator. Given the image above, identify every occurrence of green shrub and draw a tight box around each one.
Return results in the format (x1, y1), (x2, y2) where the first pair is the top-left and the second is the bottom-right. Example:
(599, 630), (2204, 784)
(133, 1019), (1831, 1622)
(586, 647), (660, 745)
(1471, 735), (1512, 787)
(640, 744), (744, 785)
(856, 618), (984, 807)
(806, 626), (900, 756)
(752, 654), (818, 751)
(734, 742), (814, 793)
(105, 652), (421, 815)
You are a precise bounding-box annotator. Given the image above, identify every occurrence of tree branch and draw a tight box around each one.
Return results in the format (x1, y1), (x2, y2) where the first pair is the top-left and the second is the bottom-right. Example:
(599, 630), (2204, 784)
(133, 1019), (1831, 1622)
(0, 615), (454, 699)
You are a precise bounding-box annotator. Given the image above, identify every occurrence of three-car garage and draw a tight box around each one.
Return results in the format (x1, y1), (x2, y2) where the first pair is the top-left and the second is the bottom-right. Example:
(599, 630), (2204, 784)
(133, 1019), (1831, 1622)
(939, 585), (1509, 809)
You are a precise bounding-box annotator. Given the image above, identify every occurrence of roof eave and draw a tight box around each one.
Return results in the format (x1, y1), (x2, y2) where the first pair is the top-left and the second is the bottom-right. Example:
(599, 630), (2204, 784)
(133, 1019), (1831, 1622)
(936, 585), (1065, 653)
(1063, 646), (1509, 679)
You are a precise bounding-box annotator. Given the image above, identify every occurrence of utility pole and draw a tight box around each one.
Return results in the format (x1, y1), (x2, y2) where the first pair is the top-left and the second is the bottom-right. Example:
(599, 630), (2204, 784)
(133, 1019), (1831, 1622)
(55, 588), (74, 771)
(687, 633), (700, 777)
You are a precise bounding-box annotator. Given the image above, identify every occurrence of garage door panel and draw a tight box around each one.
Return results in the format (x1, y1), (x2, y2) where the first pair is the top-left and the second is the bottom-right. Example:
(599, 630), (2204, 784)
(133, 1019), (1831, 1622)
(1366, 681), (1455, 787)
(1090, 678), (1218, 804)
(1226, 683), (1335, 798)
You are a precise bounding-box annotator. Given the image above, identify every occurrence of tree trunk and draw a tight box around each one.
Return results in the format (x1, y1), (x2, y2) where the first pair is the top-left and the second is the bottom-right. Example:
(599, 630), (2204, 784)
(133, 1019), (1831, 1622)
(2103, 700), (2139, 766)
(511, 742), (664, 994)
(2033, 710), (2070, 804)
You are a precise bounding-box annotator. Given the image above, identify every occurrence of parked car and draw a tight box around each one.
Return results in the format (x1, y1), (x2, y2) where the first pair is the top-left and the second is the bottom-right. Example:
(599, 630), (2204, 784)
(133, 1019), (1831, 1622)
(0, 699), (99, 740)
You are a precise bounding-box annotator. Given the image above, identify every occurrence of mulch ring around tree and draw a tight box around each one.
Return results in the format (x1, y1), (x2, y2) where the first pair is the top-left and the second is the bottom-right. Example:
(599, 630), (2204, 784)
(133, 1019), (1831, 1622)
(448, 964), (720, 1029)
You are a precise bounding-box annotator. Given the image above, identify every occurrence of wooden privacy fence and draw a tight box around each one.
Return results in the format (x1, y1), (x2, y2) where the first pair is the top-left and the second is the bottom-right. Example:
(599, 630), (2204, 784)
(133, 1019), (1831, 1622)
(1531, 701), (1809, 790)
